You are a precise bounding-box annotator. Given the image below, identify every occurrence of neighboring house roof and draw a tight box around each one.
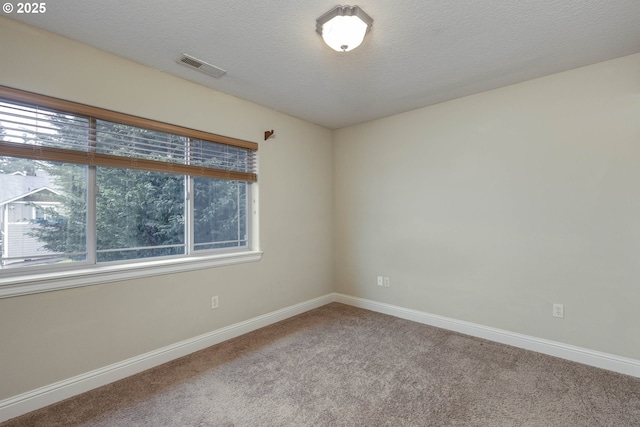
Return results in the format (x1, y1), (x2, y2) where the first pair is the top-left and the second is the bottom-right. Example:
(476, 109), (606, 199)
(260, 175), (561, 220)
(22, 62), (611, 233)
(0, 173), (60, 205)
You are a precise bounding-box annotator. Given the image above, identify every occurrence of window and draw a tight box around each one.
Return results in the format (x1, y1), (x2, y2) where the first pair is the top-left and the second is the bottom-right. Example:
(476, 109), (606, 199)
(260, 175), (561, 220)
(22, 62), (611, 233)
(0, 86), (258, 277)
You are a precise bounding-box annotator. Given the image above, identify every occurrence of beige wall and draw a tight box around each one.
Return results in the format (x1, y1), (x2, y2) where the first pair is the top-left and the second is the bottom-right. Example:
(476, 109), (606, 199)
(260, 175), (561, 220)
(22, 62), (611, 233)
(0, 17), (334, 399)
(2, 13), (640, 404)
(334, 52), (640, 360)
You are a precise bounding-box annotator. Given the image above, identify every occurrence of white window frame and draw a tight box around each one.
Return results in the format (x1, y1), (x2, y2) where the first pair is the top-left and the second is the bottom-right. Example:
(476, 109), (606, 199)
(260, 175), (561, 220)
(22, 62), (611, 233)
(0, 183), (261, 298)
(0, 86), (262, 298)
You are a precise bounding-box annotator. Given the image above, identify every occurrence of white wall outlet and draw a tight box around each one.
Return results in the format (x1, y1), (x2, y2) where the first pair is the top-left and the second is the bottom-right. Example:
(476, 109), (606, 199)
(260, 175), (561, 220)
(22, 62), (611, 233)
(377, 276), (384, 286)
(553, 303), (564, 318)
(211, 296), (219, 309)
(383, 277), (390, 287)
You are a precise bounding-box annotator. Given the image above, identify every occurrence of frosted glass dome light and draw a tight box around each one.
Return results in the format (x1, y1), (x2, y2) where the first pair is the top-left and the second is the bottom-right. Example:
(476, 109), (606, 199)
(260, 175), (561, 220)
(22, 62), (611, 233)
(316, 6), (373, 52)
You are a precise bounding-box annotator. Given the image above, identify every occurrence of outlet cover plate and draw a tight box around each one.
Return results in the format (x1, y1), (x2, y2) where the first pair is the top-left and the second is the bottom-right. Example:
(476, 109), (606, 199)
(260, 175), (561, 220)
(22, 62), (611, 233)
(553, 303), (564, 318)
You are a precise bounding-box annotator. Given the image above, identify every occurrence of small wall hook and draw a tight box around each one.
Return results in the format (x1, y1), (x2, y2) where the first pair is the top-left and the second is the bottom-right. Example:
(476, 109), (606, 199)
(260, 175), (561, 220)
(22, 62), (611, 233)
(264, 130), (275, 141)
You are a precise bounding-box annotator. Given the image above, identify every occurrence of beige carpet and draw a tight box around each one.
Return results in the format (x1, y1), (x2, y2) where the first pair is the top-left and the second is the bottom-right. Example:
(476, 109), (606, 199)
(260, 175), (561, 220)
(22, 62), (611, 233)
(3, 303), (640, 426)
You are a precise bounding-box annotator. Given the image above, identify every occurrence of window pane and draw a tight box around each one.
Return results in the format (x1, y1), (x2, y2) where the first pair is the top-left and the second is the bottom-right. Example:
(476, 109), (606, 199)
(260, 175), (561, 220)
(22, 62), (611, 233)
(0, 157), (87, 268)
(0, 101), (89, 151)
(191, 139), (254, 173)
(1, 91), (257, 276)
(96, 168), (185, 262)
(96, 120), (187, 162)
(194, 178), (247, 251)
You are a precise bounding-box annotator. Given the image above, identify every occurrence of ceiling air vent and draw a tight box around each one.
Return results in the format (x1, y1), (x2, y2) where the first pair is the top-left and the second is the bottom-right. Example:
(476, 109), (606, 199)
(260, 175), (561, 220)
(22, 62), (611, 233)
(176, 54), (227, 78)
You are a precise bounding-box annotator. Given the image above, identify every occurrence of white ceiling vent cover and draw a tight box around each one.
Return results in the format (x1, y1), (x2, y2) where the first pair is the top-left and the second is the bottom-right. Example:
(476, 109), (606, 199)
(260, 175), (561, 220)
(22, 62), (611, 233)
(176, 54), (227, 78)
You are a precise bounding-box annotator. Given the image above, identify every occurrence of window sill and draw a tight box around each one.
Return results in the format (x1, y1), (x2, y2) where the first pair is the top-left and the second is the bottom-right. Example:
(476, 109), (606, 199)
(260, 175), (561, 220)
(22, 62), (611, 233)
(0, 250), (263, 299)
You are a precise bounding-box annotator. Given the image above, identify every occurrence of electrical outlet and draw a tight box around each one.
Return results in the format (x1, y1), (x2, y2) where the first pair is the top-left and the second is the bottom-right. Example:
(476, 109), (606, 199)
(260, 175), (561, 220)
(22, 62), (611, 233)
(377, 276), (384, 286)
(383, 277), (390, 287)
(553, 303), (564, 318)
(211, 296), (219, 309)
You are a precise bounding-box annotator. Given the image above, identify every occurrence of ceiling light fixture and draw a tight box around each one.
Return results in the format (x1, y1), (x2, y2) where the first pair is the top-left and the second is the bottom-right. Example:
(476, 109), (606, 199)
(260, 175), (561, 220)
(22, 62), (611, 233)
(316, 5), (373, 52)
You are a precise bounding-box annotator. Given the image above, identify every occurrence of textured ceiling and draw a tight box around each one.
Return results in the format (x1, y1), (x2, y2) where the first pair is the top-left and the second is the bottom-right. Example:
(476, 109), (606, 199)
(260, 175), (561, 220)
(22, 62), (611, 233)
(7, 0), (640, 129)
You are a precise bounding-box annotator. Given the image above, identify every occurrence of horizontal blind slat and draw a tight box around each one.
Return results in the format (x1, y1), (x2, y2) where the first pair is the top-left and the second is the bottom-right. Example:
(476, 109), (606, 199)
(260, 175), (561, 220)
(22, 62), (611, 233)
(0, 141), (257, 182)
(0, 85), (258, 151)
(0, 86), (258, 182)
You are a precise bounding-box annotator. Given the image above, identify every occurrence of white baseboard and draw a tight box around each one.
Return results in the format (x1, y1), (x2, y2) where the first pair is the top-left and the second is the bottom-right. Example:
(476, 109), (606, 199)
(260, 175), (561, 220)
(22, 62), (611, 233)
(4, 292), (638, 423)
(0, 293), (334, 423)
(333, 293), (640, 379)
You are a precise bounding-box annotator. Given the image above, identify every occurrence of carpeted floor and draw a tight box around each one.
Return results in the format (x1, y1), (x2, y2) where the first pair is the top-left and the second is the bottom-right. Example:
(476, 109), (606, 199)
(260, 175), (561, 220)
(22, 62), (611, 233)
(3, 303), (640, 426)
